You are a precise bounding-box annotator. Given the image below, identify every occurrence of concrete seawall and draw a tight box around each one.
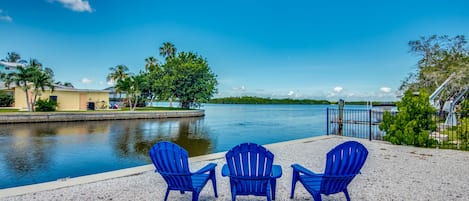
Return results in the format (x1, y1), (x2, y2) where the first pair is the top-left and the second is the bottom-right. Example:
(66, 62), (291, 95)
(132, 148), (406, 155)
(0, 110), (204, 124)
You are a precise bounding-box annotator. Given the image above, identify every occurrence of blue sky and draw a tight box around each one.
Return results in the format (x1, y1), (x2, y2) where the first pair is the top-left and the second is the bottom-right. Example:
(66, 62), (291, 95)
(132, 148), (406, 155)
(1, 0), (469, 101)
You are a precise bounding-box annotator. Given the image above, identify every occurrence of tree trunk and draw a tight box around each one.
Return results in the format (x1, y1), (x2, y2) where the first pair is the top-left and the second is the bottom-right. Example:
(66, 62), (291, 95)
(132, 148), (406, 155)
(24, 87), (31, 112)
(128, 98), (133, 111)
(119, 92), (123, 107)
(149, 95), (155, 107)
(32, 90), (39, 112)
(133, 96), (138, 111)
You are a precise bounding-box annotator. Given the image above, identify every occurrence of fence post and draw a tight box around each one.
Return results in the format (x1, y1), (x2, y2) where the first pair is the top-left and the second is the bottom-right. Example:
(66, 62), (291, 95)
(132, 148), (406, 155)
(326, 107), (329, 135)
(369, 109), (372, 141)
(338, 99), (344, 136)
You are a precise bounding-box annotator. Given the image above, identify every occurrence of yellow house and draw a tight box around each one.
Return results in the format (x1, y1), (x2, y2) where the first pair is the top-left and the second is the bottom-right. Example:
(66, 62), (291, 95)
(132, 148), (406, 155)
(1, 84), (110, 111)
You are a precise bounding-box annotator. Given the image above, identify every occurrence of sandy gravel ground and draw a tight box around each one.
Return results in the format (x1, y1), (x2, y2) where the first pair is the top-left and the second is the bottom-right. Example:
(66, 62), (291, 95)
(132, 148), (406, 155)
(2, 136), (469, 201)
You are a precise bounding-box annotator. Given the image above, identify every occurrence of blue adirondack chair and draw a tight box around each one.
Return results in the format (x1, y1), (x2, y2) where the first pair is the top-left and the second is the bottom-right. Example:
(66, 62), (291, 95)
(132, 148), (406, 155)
(222, 142), (282, 201)
(149, 141), (218, 201)
(290, 141), (368, 201)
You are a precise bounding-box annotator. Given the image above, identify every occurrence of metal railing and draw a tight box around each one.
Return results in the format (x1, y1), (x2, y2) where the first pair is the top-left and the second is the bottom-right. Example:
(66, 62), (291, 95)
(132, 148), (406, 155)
(326, 108), (469, 151)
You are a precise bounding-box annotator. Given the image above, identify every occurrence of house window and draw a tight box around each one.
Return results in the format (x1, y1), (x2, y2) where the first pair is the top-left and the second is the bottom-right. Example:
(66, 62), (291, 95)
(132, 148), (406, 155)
(50, 96), (58, 102)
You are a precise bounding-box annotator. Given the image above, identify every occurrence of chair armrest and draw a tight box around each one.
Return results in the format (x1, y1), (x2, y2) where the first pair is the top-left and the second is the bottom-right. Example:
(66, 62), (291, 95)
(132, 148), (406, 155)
(221, 164), (230, 177)
(193, 163), (217, 175)
(291, 164), (321, 177)
(271, 165), (282, 178)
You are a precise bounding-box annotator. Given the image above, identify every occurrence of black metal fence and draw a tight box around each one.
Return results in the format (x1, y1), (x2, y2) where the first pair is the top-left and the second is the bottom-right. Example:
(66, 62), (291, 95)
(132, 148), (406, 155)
(326, 108), (469, 151)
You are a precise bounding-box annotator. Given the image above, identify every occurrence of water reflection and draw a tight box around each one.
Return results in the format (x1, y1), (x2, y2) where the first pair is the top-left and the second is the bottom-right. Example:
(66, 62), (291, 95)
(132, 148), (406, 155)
(0, 117), (212, 188)
(3, 129), (54, 174)
(129, 117), (214, 158)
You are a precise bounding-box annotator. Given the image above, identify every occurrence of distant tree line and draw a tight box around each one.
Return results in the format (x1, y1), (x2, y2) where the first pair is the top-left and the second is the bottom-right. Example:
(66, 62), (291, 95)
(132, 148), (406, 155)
(206, 96), (394, 105)
(207, 96), (330, 104)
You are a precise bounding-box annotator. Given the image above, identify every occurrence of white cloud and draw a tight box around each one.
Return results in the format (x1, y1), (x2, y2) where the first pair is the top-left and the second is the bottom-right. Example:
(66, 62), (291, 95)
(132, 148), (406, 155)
(81, 77), (93, 84)
(288, 91), (295, 96)
(50, 0), (94, 12)
(0, 15), (12, 22)
(380, 87), (392, 93)
(232, 86), (246, 91)
(333, 86), (343, 93)
(98, 81), (104, 85)
(107, 80), (115, 86)
(0, 9), (12, 22)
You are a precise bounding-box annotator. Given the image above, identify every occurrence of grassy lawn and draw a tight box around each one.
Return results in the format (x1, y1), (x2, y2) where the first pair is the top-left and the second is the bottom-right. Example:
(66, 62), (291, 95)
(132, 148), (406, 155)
(0, 108), (21, 112)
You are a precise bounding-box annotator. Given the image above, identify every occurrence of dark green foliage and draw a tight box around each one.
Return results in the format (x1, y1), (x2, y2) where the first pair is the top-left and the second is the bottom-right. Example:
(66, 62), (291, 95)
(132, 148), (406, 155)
(35, 98), (58, 112)
(379, 90), (437, 147)
(159, 52), (217, 109)
(456, 118), (469, 144)
(0, 91), (14, 107)
(459, 99), (469, 117)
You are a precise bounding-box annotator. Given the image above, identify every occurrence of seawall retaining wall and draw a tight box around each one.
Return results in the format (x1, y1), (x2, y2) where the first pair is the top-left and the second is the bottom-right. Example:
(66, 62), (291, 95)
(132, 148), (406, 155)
(0, 110), (204, 124)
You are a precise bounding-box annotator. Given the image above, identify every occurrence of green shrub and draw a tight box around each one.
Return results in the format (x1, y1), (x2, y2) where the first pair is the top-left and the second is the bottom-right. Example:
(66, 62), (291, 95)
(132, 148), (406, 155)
(0, 91), (14, 107)
(379, 90), (437, 147)
(460, 99), (469, 117)
(35, 98), (58, 112)
(457, 118), (469, 144)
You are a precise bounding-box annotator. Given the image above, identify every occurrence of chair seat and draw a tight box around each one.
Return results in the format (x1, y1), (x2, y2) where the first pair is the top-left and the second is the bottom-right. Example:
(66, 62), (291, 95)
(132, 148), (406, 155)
(191, 173), (210, 191)
(290, 141), (369, 201)
(299, 175), (322, 193)
(149, 141), (218, 201)
(223, 143), (282, 201)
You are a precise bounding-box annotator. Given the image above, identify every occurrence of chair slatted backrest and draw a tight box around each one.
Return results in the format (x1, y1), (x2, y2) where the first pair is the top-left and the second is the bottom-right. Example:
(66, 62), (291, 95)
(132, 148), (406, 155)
(225, 143), (274, 195)
(149, 142), (193, 191)
(321, 141), (368, 195)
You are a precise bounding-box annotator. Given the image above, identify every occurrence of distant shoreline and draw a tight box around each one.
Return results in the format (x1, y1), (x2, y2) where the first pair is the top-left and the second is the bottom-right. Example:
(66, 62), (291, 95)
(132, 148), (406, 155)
(207, 96), (396, 105)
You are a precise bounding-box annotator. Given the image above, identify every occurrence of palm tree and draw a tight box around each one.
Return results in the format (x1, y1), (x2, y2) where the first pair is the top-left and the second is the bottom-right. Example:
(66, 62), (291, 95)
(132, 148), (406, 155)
(159, 42), (177, 107)
(159, 42), (177, 60)
(107, 65), (130, 83)
(2, 52), (26, 63)
(107, 65), (131, 106)
(144, 56), (160, 104)
(4, 66), (33, 111)
(1, 52), (27, 72)
(4, 59), (55, 112)
(30, 68), (55, 111)
(144, 56), (158, 73)
(115, 75), (144, 111)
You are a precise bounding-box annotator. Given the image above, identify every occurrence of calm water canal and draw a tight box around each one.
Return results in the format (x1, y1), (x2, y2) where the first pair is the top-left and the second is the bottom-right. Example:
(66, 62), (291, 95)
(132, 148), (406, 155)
(0, 104), (328, 189)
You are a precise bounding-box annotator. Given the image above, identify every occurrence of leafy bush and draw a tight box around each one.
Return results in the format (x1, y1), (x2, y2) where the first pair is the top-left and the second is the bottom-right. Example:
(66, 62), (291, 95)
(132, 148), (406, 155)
(457, 118), (469, 144)
(379, 90), (437, 147)
(459, 99), (469, 118)
(0, 91), (14, 107)
(35, 98), (58, 112)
